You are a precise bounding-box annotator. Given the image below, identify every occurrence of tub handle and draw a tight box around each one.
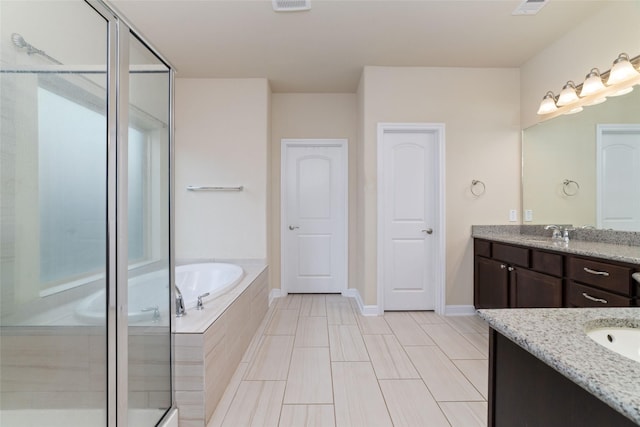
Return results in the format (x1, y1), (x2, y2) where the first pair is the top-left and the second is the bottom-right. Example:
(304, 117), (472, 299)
(141, 305), (160, 322)
(197, 293), (210, 310)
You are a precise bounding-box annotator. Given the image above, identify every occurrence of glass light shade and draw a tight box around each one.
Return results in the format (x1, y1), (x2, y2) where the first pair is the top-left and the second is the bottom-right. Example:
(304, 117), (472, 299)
(556, 81), (579, 106)
(584, 97), (606, 106)
(565, 106), (583, 115)
(536, 91), (558, 115)
(607, 53), (639, 85)
(580, 68), (606, 97)
(610, 86), (634, 97)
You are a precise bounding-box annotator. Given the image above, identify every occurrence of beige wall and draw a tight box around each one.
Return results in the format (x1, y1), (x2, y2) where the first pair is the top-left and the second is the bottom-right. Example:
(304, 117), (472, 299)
(359, 66), (521, 306)
(521, 2), (640, 129)
(269, 94), (358, 290)
(175, 78), (270, 260)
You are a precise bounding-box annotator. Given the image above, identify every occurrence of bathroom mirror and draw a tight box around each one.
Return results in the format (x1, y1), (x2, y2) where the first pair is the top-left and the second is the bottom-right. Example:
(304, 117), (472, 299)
(522, 88), (640, 231)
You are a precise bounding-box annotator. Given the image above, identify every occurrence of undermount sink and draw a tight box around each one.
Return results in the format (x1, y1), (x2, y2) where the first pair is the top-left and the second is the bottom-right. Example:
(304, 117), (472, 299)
(587, 327), (640, 363)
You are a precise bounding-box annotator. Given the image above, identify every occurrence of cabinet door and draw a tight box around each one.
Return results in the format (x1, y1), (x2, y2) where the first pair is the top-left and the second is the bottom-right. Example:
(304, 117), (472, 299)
(510, 268), (563, 308)
(474, 256), (509, 309)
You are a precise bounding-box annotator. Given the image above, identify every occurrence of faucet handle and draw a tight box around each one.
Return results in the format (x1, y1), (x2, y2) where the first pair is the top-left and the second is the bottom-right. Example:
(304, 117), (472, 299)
(196, 293), (210, 310)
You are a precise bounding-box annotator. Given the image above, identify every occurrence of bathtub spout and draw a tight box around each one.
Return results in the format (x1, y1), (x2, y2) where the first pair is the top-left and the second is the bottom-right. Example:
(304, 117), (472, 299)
(175, 285), (187, 317)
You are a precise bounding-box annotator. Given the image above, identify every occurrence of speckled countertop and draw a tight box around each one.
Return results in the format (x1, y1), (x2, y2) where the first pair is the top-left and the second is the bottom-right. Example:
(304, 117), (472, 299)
(472, 225), (640, 265)
(478, 308), (640, 424)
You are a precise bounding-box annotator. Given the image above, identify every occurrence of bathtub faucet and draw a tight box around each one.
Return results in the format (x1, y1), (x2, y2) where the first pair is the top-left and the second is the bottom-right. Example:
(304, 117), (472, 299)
(175, 285), (186, 317)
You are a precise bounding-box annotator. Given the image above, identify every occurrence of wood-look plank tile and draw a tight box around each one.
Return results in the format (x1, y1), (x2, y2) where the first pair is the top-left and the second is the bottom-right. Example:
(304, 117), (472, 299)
(265, 309), (299, 336)
(409, 311), (446, 324)
(208, 363), (248, 427)
(439, 401), (488, 427)
(462, 332), (489, 358)
(453, 359), (489, 399)
(279, 405), (335, 427)
(445, 315), (489, 334)
(220, 381), (286, 427)
(327, 302), (357, 325)
(283, 347), (333, 404)
(325, 294), (347, 303)
(405, 346), (484, 402)
(276, 294), (302, 310)
(300, 295), (327, 317)
(420, 323), (485, 360)
(332, 362), (393, 427)
(363, 334), (419, 379)
(328, 325), (369, 361)
(384, 312), (435, 346)
(294, 316), (329, 347)
(379, 379), (451, 427)
(356, 314), (392, 335)
(245, 336), (294, 381)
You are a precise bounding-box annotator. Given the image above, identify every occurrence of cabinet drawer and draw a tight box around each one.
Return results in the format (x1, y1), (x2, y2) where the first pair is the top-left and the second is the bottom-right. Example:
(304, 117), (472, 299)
(567, 281), (633, 307)
(492, 243), (530, 268)
(474, 239), (491, 258)
(567, 257), (631, 295)
(531, 250), (563, 277)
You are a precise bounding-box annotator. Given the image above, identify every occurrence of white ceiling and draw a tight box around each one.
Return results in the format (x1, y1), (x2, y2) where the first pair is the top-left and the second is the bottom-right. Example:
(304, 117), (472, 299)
(111, 0), (605, 93)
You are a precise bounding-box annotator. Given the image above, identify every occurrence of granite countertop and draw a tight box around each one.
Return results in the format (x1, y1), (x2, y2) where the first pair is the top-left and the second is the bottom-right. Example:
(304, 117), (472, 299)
(472, 225), (640, 265)
(478, 307), (640, 424)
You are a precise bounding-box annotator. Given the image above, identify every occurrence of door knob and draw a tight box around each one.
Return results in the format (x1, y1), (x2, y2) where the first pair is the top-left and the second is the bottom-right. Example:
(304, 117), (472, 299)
(421, 228), (433, 234)
(288, 225), (300, 230)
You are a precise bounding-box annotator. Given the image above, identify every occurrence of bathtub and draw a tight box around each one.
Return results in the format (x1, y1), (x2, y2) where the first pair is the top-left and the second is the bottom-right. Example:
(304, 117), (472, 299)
(176, 263), (244, 308)
(74, 263), (243, 324)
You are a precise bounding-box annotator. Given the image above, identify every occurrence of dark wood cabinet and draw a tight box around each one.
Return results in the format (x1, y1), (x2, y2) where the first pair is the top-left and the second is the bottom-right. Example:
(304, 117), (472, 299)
(474, 238), (637, 309)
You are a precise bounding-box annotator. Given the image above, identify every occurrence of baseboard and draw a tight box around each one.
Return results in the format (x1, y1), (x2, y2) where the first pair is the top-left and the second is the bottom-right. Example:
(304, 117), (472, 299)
(444, 305), (477, 316)
(343, 288), (379, 316)
(269, 288), (285, 306)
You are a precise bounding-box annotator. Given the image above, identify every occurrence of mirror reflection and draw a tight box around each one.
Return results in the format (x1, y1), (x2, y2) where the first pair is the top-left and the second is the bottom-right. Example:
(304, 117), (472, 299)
(522, 88), (640, 231)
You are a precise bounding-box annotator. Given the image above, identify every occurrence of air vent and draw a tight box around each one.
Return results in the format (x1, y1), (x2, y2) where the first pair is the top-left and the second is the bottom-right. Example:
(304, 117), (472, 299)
(272, 0), (311, 12)
(512, 0), (548, 16)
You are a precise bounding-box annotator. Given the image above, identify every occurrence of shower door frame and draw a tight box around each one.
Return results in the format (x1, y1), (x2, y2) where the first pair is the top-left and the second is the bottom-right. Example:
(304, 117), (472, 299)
(87, 1), (177, 426)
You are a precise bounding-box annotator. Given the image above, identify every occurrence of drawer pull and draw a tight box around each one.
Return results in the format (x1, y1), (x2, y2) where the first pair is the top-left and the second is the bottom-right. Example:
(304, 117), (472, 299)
(583, 267), (610, 277)
(500, 264), (506, 269)
(582, 292), (608, 304)
(508, 266), (515, 272)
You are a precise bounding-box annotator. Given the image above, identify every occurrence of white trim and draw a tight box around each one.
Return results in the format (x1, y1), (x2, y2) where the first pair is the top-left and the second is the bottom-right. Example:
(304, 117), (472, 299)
(445, 305), (477, 316)
(269, 288), (286, 306)
(376, 123), (446, 315)
(344, 288), (379, 316)
(280, 138), (349, 295)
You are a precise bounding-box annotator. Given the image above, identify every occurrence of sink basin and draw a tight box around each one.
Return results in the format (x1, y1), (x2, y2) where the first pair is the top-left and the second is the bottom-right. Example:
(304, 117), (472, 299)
(587, 327), (640, 363)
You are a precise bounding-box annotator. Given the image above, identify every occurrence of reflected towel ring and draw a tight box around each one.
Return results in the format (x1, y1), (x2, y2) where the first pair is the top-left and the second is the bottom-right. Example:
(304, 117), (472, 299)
(471, 180), (486, 196)
(562, 179), (580, 196)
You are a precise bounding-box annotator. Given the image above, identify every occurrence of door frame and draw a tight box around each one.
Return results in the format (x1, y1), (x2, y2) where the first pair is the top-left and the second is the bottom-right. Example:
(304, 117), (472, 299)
(376, 123), (446, 315)
(280, 138), (349, 295)
(596, 124), (640, 229)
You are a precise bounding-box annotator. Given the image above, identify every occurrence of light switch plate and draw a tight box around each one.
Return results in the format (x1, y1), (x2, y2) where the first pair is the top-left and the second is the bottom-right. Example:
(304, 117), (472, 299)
(509, 209), (518, 222)
(524, 209), (533, 222)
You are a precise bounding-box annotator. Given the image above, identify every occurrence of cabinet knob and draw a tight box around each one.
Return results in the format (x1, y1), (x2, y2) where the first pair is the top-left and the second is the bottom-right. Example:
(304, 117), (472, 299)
(508, 266), (515, 272)
(500, 264), (506, 269)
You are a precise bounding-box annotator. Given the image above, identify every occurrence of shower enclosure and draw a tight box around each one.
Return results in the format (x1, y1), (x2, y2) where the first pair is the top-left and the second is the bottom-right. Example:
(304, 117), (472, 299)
(0, 1), (174, 426)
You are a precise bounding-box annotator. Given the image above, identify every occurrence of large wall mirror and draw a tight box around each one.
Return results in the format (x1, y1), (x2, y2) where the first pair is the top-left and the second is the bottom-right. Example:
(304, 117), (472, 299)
(522, 88), (640, 231)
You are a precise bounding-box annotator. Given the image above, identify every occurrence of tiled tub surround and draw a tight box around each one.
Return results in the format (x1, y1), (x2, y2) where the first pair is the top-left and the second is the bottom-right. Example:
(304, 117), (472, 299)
(175, 263), (268, 427)
(472, 225), (640, 264)
(478, 307), (640, 424)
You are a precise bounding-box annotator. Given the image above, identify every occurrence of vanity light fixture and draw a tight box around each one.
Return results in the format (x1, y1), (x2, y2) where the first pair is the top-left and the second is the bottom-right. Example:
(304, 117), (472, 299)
(536, 52), (640, 119)
(556, 81), (580, 106)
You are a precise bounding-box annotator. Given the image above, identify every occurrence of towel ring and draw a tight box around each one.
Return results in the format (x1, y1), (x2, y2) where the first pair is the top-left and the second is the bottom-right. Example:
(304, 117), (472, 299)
(562, 179), (579, 196)
(471, 180), (486, 197)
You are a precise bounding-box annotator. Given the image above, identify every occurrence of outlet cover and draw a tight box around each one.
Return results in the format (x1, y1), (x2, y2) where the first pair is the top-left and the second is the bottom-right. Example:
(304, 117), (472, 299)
(509, 209), (518, 222)
(524, 209), (533, 222)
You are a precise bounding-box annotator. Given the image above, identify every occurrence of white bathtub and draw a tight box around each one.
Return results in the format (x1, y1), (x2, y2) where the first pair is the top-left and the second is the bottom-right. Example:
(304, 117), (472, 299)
(176, 263), (244, 308)
(74, 263), (243, 324)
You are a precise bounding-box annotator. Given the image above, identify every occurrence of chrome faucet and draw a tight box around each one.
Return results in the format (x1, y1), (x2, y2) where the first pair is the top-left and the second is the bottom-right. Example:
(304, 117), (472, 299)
(561, 227), (575, 243)
(196, 292), (210, 310)
(175, 285), (186, 317)
(544, 225), (562, 240)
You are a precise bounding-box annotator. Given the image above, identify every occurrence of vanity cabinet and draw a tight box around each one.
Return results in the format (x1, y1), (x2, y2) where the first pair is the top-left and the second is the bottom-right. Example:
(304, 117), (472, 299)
(474, 240), (562, 309)
(474, 238), (638, 309)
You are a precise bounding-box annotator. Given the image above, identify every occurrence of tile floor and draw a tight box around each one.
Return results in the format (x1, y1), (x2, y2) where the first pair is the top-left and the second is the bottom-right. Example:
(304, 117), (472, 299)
(208, 294), (489, 427)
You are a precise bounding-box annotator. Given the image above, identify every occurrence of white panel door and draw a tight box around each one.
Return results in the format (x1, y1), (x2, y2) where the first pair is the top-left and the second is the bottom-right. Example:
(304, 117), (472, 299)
(597, 125), (640, 231)
(382, 130), (437, 310)
(283, 141), (346, 293)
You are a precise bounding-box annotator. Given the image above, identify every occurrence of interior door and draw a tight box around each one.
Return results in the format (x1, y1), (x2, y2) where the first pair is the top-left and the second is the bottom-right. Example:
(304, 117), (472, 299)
(282, 140), (347, 293)
(597, 124), (640, 231)
(381, 130), (437, 310)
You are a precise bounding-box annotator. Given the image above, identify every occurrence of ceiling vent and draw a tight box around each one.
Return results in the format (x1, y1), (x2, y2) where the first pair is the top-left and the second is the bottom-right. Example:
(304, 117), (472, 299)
(272, 0), (311, 12)
(512, 0), (548, 16)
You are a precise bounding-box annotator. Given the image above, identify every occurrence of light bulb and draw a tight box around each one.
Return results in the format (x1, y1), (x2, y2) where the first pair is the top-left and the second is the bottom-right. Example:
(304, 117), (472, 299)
(607, 53), (639, 85)
(556, 81), (579, 106)
(580, 68), (606, 97)
(536, 91), (558, 115)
